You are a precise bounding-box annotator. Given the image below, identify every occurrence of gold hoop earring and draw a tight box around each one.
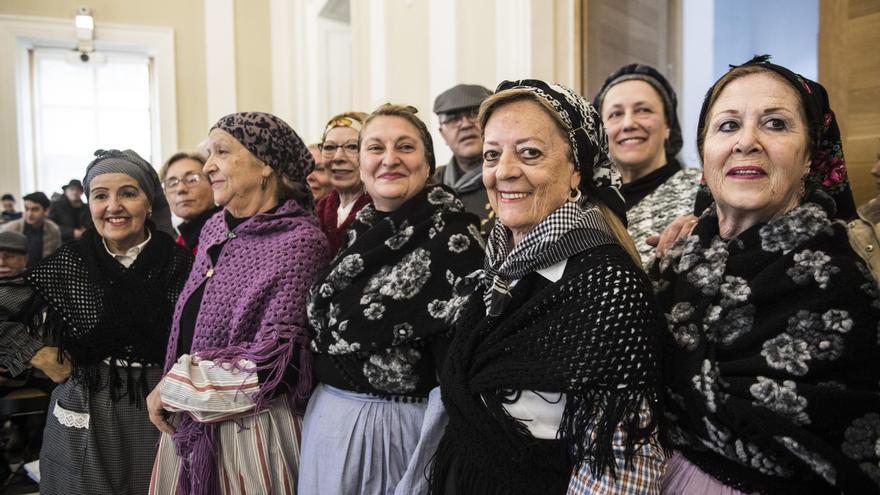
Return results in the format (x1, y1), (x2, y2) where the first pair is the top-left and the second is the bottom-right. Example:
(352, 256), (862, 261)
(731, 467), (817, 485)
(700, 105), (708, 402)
(568, 188), (582, 203)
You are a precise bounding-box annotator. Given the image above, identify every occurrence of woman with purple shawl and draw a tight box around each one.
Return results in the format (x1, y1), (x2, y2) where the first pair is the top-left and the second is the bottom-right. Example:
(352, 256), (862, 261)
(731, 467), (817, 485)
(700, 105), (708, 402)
(147, 112), (329, 494)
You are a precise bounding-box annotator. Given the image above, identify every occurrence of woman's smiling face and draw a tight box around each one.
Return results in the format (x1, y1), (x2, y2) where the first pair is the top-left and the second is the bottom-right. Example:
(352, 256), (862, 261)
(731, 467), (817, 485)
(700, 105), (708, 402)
(482, 98), (580, 245)
(88, 173), (150, 253)
(702, 72), (811, 228)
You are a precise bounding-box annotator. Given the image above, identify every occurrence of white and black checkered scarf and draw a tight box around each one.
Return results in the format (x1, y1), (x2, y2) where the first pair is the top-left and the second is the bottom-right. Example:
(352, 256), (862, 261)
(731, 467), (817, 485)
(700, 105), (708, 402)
(483, 200), (616, 316)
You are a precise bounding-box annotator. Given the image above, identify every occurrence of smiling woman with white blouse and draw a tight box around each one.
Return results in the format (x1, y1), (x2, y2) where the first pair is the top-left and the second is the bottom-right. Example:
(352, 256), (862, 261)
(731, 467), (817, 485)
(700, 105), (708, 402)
(428, 80), (666, 495)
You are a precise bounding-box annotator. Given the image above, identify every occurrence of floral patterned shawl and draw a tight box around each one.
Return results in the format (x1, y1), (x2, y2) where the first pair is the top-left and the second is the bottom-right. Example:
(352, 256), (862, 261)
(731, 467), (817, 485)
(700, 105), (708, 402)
(653, 189), (880, 493)
(307, 184), (484, 398)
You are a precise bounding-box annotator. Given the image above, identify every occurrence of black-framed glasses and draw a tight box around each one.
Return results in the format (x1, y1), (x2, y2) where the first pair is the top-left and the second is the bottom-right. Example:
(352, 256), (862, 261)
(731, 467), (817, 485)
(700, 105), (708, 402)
(164, 172), (205, 191)
(439, 108), (479, 127)
(319, 141), (359, 157)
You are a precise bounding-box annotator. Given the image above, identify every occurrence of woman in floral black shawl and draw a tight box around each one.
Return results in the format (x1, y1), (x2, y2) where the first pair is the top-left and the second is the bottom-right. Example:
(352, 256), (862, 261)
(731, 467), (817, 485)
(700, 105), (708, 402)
(655, 56), (880, 494)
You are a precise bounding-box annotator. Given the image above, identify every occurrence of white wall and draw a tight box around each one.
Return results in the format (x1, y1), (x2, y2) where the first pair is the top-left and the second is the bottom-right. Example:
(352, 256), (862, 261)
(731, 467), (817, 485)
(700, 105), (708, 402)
(679, 0), (818, 169)
(713, 0), (818, 81)
(680, 0), (715, 169)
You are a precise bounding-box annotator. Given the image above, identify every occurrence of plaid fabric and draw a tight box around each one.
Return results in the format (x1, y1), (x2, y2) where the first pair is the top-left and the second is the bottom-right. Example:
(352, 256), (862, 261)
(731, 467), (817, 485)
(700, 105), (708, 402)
(483, 201), (615, 316)
(567, 408), (666, 495)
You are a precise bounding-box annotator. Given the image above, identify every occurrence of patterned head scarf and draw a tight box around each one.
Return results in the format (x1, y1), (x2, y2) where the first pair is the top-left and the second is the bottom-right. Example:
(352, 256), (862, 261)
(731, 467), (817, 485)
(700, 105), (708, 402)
(490, 79), (627, 224)
(211, 111), (314, 189)
(322, 111), (368, 141)
(593, 63), (683, 159)
(694, 55), (856, 220)
(83, 149), (175, 237)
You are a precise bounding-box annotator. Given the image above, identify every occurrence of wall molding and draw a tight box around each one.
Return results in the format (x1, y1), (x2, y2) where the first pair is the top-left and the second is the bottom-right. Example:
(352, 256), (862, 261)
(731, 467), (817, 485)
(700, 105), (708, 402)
(204, 0), (236, 125)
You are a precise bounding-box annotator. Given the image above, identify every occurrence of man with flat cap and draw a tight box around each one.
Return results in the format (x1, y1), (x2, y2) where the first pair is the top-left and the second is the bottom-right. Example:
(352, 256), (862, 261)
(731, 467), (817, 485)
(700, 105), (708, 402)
(433, 83), (493, 233)
(0, 231), (28, 278)
(50, 178), (91, 242)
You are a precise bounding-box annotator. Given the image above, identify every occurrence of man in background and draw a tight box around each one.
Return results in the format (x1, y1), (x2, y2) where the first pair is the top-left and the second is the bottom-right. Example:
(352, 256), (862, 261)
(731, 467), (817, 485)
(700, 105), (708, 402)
(1, 192), (61, 267)
(0, 231), (28, 278)
(49, 179), (91, 242)
(160, 152), (219, 253)
(1, 194), (21, 225)
(433, 83), (494, 233)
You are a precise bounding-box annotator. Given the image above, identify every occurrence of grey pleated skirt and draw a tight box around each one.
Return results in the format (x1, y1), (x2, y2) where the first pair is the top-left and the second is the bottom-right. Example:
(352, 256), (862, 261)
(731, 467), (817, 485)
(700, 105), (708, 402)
(39, 363), (163, 495)
(297, 383), (431, 495)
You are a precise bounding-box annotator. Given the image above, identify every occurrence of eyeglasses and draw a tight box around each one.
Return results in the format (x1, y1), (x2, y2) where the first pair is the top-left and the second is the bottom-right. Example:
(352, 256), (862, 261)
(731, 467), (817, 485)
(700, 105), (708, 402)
(164, 172), (205, 191)
(319, 141), (359, 157)
(439, 108), (479, 127)
(0, 251), (26, 261)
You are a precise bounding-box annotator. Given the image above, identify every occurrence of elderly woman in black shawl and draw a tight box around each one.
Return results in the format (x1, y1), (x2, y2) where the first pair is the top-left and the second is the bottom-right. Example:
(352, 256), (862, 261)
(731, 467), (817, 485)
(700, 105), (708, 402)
(0, 149), (192, 494)
(655, 56), (880, 494)
(428, 81), (666, 494)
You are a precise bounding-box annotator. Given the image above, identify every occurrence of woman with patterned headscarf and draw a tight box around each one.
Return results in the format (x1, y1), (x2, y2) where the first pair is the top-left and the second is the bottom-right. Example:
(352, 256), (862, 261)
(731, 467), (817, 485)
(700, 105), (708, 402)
(315, 111), (373, 254)
(428, 81), (667, 494)
(0, 149), (193, 494)
(147, 112), (329, 494)
(594, 64), (702, 266)
(654, 56), (880, 494)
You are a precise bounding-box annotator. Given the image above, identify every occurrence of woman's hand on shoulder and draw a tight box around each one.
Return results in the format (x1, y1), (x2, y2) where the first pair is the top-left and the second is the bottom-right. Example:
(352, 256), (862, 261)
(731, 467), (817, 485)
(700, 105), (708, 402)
(646, 215), (698, 258)
(147, 378), (176, 434)
(29, 346), (71, 383)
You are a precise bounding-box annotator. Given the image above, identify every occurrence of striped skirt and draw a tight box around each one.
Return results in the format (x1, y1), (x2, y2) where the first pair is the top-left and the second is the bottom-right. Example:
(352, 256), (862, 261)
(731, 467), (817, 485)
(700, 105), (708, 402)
(149, 393), (303, 494)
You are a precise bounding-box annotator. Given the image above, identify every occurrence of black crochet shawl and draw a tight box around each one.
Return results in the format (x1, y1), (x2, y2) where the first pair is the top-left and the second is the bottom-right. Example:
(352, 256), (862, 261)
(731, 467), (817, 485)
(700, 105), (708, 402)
(653, 190), (880, 494)
(430, 244), (665, 494)
(20, 226), (192, 401)
(308, 184), (484, 398)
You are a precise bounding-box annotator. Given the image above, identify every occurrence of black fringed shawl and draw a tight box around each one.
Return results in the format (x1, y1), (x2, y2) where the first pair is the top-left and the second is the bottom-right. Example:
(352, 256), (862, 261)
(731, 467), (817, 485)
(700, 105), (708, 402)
(20, 226), (192, 401)
(430, 244), (665, 494)
(653, 191), (880, 494)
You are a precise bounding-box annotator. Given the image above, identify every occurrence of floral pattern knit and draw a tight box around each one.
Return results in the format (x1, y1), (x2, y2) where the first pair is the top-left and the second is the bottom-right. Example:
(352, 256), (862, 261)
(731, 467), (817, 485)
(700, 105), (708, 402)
(308, 184), (484, 398)
(653, 190), (880, 494)
(628, 167), (701, 266)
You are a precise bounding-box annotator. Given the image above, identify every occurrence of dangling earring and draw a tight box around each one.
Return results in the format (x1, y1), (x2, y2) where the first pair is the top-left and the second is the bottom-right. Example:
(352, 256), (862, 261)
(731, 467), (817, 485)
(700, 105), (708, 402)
(799, 175), (807, 199)
(261, 175), (268, 190)
(567, 188), (582, 203)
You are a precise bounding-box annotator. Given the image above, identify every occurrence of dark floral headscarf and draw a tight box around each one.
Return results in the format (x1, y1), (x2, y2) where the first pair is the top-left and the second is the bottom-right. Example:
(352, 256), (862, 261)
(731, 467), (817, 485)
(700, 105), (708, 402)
(489, 79), (627, 224)
(694, 55), (856, 220)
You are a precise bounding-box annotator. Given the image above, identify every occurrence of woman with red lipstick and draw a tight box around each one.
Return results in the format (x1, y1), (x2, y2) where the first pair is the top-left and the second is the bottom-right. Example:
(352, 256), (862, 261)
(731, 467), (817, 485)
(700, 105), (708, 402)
(429, 81), (666, 495)
(654, 56), (880, 494)
(314, 111), (373, 254)
(595, 64), (701, 266)
(301, 104), (483, 494)
(0, 149), (192, 494)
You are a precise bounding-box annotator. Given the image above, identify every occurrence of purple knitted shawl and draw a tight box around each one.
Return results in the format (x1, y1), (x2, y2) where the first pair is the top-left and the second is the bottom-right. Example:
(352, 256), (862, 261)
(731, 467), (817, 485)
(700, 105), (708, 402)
(163, 199), (329, 495)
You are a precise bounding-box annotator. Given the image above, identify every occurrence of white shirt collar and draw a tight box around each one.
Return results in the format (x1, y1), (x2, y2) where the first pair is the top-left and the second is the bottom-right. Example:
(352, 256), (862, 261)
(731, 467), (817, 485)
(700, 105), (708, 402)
(103, 230), (152, 268)
(535, 259), (567, 282)
(509, 259), (568, 289)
